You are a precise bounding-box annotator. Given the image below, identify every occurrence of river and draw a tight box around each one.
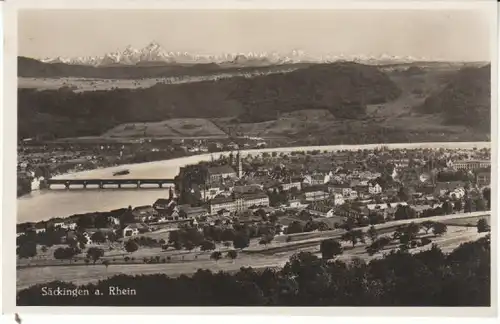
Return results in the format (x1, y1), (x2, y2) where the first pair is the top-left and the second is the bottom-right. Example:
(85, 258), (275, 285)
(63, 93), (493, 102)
(17, 141), (490, 223)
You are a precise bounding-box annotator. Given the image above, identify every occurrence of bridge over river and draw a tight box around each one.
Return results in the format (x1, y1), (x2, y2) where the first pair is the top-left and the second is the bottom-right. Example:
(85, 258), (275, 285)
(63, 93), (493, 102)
(44, 178), (175, 189)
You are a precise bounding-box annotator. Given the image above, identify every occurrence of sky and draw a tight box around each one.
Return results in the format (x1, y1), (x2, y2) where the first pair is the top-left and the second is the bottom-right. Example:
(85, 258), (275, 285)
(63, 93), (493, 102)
(18, 9), (493, 61)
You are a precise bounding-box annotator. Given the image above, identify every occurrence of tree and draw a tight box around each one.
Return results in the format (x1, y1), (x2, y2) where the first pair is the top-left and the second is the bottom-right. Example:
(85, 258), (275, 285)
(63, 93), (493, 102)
(200, 240), (216, 252)
(41, 245), (48, 253)
(227, 250), (238, 260)
(91, 231), (106, 244)
(477, 219), (490, 233)
(124, 240), (139, 253)
(421, 221), (435, 234)
(474, 198), (487, 212)
(102, 260), (110, 269)
(320, 239), (343, 260)
(221, 228), (236, 242)
(223, 241), (232, 248)
(432, 222), (448, 236)
(341, 229), (365, 248)
(442, 201), (454, 215)
(464, 198), (474, 213)
(84, 258), (90, 265)
(210, 251), (222, 262)
(482, 187), (491, 209)
(17, 241), (37, 259)
(184, 241), (195, 252)
(286, 221), (304, 234)
(367, 226), (378, 242)
(53, 247), (79, 263)
(86, 247), (104, 264)
(233, 232), (250, 250)
(454, 199), (463, 212)
(173, 241), (182, 250)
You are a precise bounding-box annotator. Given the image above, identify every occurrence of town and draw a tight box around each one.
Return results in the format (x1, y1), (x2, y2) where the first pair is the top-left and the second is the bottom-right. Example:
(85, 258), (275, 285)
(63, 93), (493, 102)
(16, 146), (491, 278)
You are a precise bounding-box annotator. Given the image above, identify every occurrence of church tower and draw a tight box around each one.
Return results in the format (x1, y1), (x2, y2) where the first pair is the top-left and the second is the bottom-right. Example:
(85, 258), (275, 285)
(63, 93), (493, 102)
(236, 150), (243, 178)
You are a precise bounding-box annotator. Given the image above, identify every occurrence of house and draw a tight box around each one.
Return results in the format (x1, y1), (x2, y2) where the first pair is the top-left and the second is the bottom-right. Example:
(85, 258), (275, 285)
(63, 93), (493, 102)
(434, 181), (465, 197)
(303, 185), (329, 202)
(122, 223), (149, 238)
(132, 205), (158, 222)
(179, 205), (209, 219)
(364, 202), (409, 218)
(153, 198), (175, 214)
(108, 216), (121, 226)
(331, 193), (345, 206)
(122, 224), (140, 238)
(327, 183), (352, 197)
(334, 205), (363, 219)
(199, 185), (224, 201)
(368, 183), (383, 195)
(287, 199), (303, 209)
(302, 174), (327, 186)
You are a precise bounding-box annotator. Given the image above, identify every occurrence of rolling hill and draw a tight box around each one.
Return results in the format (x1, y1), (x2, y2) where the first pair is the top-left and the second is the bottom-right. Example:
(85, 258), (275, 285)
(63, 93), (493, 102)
(417, 64), (491, 132)
(18, 62), (401, 139)
(18, 56), (307, 79)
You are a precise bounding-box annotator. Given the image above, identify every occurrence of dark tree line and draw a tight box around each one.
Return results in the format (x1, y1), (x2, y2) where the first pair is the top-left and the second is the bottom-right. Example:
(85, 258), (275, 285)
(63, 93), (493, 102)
(17, 236), (490, 306)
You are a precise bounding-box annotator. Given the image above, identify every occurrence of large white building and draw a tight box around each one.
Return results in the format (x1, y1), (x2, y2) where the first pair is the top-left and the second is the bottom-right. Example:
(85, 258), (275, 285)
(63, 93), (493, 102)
(451, 160), (490, 171)
(209, 192), (270, 215)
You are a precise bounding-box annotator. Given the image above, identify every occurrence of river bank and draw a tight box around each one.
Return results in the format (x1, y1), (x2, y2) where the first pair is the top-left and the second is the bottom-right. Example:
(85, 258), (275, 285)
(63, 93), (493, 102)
(17, 141), (490, 223)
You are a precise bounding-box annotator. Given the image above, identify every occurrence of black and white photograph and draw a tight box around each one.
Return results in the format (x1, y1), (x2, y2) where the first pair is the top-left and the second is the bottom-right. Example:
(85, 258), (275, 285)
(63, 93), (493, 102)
(3, 0), (497, 312)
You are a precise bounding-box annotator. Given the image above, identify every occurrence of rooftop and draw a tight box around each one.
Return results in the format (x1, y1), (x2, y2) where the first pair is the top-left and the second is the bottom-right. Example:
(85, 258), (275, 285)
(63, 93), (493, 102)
(207, 165), (235, 175)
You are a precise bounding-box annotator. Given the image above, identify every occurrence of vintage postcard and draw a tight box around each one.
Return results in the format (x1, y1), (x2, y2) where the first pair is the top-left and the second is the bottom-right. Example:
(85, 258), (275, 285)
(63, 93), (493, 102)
(1, 0), (498, 316)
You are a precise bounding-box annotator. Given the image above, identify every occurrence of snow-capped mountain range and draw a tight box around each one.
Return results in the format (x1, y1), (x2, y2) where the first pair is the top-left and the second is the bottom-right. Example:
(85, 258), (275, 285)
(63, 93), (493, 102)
(40, 41), (429, 66)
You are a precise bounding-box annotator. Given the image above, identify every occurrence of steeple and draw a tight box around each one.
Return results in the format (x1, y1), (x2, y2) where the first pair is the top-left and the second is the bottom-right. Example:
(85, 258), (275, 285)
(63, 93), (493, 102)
(236, 150), (243, 178)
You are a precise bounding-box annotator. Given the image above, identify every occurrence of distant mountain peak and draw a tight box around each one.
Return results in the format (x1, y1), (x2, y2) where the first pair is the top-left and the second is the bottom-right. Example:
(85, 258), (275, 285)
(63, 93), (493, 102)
(36, 42), (433, 67)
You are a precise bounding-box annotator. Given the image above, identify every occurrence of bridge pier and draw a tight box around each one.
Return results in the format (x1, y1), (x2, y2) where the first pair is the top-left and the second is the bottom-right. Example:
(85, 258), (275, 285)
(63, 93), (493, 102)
(83, 182), (87, 189)
(99, 182), (104, 189)
(137, 181), (141, 188)
(65, 182), (70, 190)
(118, 183), (121, 189)
(159, 183), (163, 188)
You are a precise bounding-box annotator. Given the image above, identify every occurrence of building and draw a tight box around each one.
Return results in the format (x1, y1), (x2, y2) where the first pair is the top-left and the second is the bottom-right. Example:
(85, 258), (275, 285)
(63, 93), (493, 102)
(476, 171), (491, 187)
(303, 185), (329, 202)
(153, 198), (175, 213)
(434, 181), (466, 197)
(327, 183), (352, 197)
(122, 224), (140, 238)
(132, 205), (159, 222)
(365, 202), (409, 219)
(331, 193), (345, 206)
(452, 160), (491, 171)
(207, 165), (237, 183)
(281, 181), (302, 192)
(368, 183), (383, 195)
(209, 192), (270, 215)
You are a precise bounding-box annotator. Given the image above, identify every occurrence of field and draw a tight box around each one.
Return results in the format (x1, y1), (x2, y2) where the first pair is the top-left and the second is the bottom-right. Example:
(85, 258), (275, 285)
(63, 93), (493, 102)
(17, 213), (490, 290)
(18, 66), (299, 92)
(102, 118), (228, 139)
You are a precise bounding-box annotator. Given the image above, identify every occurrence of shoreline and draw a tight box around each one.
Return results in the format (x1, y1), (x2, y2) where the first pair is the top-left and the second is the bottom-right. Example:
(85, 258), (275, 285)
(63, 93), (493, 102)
(17, 141), (490, 223)
(49, 141), (490, 180)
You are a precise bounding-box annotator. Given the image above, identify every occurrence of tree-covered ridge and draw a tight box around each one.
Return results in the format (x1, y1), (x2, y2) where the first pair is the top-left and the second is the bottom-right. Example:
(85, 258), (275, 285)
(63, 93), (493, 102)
(18, 62), (401, 139)
(17, 236), (490, 306)
(418, 64), (490, 131)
